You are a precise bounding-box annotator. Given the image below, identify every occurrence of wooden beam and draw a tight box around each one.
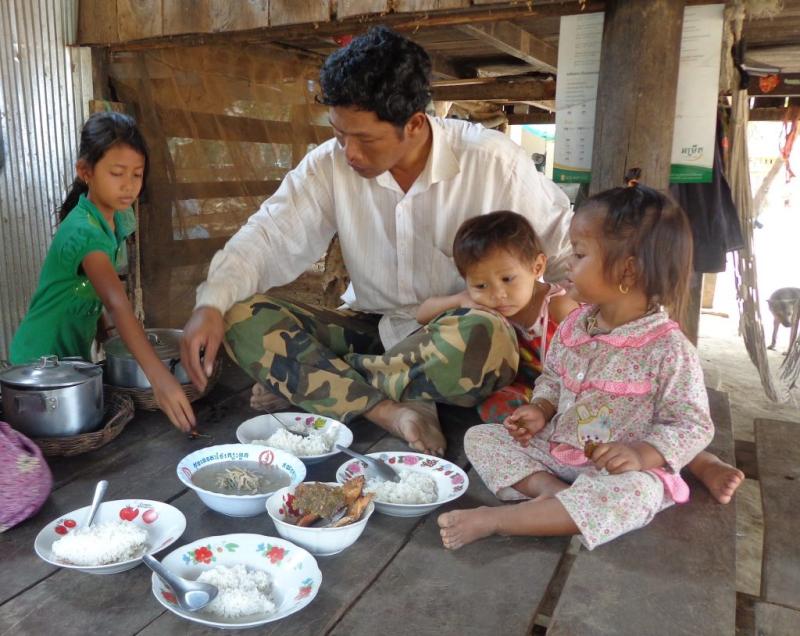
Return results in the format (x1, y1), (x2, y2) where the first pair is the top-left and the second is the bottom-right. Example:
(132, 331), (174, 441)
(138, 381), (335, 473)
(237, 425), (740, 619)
(507, 111), (556, 125)
(104, 3), (606, 50)
(456, 22), (558, 73)
(432, 77), (555, 101)
(748, 73), (800, 96)
(750, 107), (794, 121)
(589, 0), (685, 193)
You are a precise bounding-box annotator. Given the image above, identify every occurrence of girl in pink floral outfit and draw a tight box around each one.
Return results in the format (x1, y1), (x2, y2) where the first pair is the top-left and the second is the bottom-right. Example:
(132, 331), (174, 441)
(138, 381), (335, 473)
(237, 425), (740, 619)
(439, 183), (741, 550)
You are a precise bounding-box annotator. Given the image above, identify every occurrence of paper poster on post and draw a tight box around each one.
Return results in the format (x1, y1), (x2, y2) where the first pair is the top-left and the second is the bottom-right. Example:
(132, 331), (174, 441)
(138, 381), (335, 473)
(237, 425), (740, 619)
(553, 5), (724, 184)
(553, 12), (604, 184)
(669, 3), (725, 183)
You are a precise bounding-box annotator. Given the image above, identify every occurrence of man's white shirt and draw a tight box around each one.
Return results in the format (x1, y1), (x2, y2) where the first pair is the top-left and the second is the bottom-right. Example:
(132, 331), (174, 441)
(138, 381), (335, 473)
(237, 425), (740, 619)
(196, 116), (572, 349)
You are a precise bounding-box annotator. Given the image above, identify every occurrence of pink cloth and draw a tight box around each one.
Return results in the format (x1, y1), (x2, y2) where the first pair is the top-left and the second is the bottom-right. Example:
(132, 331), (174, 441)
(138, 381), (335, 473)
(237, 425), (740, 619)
(549, 442), (690, 503)
(0, 421), (52, 532)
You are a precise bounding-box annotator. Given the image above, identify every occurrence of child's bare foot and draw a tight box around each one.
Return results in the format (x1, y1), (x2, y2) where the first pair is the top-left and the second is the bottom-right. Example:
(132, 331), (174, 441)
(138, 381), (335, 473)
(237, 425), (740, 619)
(692, 455), (744, 504)
(513, 471), (569, 500)
(366, 399), (446, 456)
(438, 507), (498, 549)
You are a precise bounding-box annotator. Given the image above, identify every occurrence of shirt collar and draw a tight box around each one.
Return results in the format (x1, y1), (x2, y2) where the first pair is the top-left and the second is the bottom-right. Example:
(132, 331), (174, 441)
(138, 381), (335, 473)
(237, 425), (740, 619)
(77, 193), (136, 243)
(375, 115), (461, 194)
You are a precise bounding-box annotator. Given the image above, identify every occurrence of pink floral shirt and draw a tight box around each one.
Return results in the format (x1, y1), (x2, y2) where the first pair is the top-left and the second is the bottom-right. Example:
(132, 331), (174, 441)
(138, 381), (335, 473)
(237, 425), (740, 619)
(532, 305), (714, 473)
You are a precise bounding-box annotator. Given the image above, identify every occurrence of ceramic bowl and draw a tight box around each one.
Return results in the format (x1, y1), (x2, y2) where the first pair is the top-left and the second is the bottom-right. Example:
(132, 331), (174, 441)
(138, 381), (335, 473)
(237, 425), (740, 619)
(335, 451), (469, 517)
(151, 533), (321, 629)
(236, 412), (353, 465)
(34, 499), (186, 575)
(177, 444), (306, 517)
(265, 482), (375, 556)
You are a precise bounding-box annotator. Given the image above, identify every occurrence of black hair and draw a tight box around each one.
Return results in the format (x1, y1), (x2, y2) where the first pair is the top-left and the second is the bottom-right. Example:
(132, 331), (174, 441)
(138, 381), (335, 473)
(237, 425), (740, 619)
(58, 111), (149, 221)
(453, 211), (545, 276)
(318, 26), (432, 128)
(575, 182), (693, 323)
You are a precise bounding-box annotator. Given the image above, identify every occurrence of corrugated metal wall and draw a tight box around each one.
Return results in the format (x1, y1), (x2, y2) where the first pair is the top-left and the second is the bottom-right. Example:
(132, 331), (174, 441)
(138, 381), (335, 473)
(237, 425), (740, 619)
(0, 0), (92, 359)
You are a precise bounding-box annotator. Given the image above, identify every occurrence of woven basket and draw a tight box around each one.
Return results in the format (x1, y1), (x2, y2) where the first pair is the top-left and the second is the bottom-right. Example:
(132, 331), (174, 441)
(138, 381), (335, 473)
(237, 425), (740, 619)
(106, 355), (222, 411)
(32, 392), (135, 457)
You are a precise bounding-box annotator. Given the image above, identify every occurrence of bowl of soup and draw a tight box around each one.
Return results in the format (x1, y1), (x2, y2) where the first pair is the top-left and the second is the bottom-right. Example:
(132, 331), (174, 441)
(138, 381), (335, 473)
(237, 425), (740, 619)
(177, 444), (306, 517)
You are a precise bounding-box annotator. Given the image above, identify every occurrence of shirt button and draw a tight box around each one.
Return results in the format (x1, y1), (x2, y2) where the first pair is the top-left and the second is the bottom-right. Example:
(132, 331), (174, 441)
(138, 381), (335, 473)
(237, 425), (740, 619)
(577, 372), (585, 380)
(590, 342), (598, 350)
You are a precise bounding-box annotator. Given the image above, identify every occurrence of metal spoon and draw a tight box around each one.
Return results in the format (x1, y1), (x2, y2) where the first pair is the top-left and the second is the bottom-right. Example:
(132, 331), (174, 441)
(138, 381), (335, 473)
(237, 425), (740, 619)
(271, 412), (310, 437)
(335, 444), (401, 483)
(84, 480), (108, 528)
(142, 554), (218, 613)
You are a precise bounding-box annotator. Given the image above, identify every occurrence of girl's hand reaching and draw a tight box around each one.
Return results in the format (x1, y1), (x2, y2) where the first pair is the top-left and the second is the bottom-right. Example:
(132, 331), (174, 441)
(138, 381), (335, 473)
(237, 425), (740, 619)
(150, 367), (197, 433)
(503, 403), (548, 447)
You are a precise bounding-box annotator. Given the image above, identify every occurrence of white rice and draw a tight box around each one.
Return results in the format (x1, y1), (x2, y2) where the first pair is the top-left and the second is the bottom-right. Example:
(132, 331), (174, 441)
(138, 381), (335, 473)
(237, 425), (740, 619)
(252, 426), (336, 456)
(51, 521), (148, 566)
(198, 564), (276, 619)
(365, 469), (438, 505)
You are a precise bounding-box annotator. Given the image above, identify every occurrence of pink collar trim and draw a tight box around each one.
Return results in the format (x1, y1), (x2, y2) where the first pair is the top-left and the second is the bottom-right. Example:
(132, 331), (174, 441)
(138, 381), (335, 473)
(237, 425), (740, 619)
(560, 305), (679, 349)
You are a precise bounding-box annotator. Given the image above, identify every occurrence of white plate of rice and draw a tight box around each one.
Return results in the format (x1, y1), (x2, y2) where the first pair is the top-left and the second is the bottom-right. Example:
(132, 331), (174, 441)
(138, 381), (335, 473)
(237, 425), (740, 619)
(335, 452), (469, 517)
(151, 533), (321, 629)
(34, 499), (186, 575)
(236, 413), (353, 465)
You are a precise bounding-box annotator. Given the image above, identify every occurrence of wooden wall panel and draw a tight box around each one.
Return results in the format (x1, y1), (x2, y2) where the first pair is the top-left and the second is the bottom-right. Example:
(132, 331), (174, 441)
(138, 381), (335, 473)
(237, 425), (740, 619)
(337, 0), (391, 19)
(163, 0), (211, 35)
(270, 0), (331, 26)
(78, 0), (119, 44)
(209, 0), (270, 32)
(117, 0), (163, 41)
(394, 0), (470, 10)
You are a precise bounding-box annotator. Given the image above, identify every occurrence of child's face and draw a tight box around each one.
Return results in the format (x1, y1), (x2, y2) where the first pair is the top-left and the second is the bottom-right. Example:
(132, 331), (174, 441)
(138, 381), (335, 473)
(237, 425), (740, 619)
(463, 248), (545, 319)
(566, 212), (618, 304)
(78, 143), (145, 216)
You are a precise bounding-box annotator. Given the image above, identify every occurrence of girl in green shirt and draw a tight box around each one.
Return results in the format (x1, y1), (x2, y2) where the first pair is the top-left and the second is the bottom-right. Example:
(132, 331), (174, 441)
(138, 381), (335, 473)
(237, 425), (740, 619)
(10, 112), (196, 432)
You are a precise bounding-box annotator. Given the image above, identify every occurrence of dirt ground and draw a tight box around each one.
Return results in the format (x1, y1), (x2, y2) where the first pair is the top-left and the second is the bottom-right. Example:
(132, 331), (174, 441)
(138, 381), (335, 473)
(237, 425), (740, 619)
(697, 312), (800, 596)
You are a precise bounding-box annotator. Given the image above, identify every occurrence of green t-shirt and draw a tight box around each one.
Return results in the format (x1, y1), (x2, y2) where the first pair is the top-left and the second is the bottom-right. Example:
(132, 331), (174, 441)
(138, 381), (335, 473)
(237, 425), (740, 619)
(10, 194), (136, 364)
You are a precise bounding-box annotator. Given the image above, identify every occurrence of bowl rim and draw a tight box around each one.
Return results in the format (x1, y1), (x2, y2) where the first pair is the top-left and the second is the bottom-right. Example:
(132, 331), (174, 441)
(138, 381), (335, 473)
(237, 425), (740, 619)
(265, 482), (375, 531)
(150, 532), (322, 628)
(235, 413), (354, 460)
(334, 451), (469, 509)
(176, 443), (307, 500)
(34, 498), (187, 572)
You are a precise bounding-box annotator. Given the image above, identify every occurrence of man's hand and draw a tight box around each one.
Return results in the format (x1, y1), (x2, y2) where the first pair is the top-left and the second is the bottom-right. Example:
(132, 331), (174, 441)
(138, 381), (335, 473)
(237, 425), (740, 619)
(181, 306), (225, 391)
(503, 404), (548, 447)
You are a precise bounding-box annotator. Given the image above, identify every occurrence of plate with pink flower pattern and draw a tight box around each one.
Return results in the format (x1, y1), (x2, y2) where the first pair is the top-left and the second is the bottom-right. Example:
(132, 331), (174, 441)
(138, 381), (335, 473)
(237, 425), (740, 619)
(335, 452), (469, 517)
(151, 533), (321, 629)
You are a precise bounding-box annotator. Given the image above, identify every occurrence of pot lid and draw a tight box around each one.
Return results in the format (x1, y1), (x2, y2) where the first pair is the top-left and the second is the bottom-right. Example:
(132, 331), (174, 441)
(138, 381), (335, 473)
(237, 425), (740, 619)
(0, 356), (102, 388)
(105, 328), (182, 360)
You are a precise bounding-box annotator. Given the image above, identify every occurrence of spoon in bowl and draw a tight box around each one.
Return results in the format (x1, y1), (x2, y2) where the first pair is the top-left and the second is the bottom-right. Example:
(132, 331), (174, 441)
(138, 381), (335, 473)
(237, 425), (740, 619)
(84, 480), (109, 528)
(142, 554), (218, 612)
(335, 445), (401, 483)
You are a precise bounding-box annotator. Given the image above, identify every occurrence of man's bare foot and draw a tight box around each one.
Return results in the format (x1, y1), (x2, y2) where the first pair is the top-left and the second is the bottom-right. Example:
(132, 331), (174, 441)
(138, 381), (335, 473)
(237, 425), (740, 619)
(250, 383), (291, 412)
(438, 507), (498, 549)
(366, 399), (446, 456)
(692, 455), (745, 504)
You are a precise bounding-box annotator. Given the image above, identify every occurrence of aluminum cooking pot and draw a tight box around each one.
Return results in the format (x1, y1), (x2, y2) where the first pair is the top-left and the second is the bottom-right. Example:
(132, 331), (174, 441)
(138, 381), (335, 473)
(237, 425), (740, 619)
(104, 328), (190, 389)
(0, 356), (104, 438)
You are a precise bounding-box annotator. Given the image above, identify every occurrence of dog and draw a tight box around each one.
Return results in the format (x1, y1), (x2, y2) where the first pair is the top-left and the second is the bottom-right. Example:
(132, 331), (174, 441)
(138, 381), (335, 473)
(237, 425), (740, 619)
(767, 287), (800, 352)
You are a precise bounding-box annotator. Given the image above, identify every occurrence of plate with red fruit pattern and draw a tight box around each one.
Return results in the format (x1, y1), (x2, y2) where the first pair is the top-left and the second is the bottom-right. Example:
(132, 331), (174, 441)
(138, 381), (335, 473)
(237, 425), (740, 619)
(34, 499), (186, 575)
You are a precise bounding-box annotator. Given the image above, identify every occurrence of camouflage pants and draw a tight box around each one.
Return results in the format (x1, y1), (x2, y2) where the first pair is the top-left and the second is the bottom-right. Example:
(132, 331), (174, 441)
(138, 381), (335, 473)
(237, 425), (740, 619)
(224, 294), (519, 423)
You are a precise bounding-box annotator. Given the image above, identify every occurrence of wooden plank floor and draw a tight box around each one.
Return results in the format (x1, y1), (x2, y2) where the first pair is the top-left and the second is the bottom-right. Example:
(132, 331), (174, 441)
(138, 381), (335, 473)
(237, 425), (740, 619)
(547, 388), (737, 636)
(755, 418), (800, 612)
(0, 364), (738, 635)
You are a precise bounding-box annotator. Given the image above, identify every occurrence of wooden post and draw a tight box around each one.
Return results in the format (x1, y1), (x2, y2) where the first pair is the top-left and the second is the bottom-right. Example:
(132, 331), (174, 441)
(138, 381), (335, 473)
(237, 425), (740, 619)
(589, 0), (685, 193)
(588, 1), (701, 341)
